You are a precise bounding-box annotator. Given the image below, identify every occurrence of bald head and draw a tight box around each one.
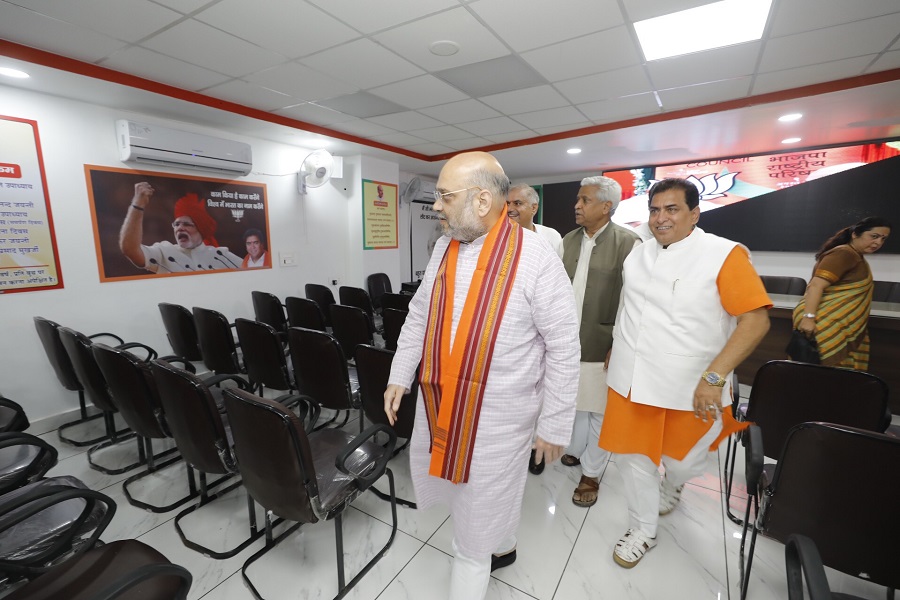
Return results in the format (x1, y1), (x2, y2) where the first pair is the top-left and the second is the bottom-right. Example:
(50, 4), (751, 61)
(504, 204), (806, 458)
(434, 152), (510, 242)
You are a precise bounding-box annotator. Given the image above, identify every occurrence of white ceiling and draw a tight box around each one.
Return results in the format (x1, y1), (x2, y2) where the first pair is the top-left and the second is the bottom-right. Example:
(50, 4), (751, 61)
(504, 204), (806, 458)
(1, 0), (900, 180)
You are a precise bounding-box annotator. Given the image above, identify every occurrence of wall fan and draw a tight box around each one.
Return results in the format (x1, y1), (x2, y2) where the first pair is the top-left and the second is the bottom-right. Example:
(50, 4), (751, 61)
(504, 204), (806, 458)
(400, 176), (422, 204)
(298, 149), (334, 194)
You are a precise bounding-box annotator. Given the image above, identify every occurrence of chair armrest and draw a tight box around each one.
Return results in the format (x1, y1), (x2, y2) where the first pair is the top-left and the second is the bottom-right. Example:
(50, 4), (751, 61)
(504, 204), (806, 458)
(203, 373), (250, 390)
(89, 332), (125, 345)
(0, 432), (58, 462)
(274, 394), (319, 432)
(785, 534), (832, 600)
(116, 342), (158, 361)
(335, 424), (397, 490)
(93, 559), (193, 600)
(158, 355), (196, 374)
(743, 425), (764, 496)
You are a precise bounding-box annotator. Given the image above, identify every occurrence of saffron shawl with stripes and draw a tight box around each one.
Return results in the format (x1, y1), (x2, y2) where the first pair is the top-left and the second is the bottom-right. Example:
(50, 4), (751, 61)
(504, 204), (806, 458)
(419, 216), (523, 484)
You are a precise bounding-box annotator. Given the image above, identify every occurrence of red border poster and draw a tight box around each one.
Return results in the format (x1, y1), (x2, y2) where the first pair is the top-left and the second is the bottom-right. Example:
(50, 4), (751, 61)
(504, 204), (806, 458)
(0, 115), (64, 294)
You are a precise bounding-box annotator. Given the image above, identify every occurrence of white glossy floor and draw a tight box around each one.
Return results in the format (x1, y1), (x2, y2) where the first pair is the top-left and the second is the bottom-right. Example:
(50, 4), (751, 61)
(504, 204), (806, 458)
(29, 399), (891, 600)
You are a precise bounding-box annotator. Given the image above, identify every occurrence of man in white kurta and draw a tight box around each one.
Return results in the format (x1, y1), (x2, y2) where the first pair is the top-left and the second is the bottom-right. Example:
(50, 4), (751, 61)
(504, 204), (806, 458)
(386, 153), (579, 600)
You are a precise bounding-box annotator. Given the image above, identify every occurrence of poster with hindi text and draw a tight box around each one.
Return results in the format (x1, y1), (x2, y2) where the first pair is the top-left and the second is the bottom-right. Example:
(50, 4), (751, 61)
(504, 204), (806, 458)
(0, 115), (64, 294)
(362, 179), (398, 250)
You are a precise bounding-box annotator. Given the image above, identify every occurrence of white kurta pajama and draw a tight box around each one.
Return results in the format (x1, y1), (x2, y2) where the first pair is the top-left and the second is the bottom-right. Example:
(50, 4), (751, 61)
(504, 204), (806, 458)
(389, 228), (580, 566)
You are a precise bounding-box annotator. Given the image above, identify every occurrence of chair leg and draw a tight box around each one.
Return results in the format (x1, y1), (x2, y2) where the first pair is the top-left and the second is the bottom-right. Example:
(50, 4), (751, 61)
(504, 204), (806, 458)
(739, 493), (760, 600)
(86, 430), (142, 475)
(122, 450), (203, 514)
(334, 514), (345, 590)
(724, 434), (744, 526)
(241, 513), (301, 600)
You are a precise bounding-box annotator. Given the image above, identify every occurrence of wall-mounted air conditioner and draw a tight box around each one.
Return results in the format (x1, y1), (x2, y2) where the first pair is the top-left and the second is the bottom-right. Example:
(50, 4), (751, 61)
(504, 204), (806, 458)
(116, 119), (252, 177)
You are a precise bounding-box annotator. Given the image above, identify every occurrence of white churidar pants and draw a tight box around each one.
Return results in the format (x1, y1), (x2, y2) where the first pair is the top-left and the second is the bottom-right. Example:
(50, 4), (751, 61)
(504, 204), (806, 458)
(565, 410), (610, 478)
(449, 535), (516, 600)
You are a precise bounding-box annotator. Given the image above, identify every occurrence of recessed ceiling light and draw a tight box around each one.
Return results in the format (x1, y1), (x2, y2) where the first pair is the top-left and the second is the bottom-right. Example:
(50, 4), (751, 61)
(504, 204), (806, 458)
(429, 40), (460, 57)
(634, 0), (772, 61)
(0, 67), (29, 79)
(567, 148), (582, 154)
(778, 113), (803, 122)
(782, 137), (801, 144)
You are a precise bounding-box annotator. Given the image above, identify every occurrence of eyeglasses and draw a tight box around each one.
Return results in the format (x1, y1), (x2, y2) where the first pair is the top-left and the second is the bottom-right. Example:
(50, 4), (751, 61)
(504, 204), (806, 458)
(433, 186), (481, 203)
(171, 220), (198, 229)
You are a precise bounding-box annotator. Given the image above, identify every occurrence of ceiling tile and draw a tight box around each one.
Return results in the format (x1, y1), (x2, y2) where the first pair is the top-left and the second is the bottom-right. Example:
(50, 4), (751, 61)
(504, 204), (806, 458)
(471, 0), (624, 52)
(405, 142), (455, 155)
(434, 55), (547, 97)
(300, 39), (424, 89)
(374, 6), (509, 71)
(657, 77), (752, 111)
(482, 131), (534, 144)
(769, 0), (900, 37)
(244, 63), (357, 102)
(368, 111), (445, 130)
(369, 75), (469, 109)
(0, 3), (126, 63)
(142, 20), (285, 78)
(753, 56), (875, 96)
(330, 119), (397, 137)
(202, 80), (295, 111)
(621, 0), (714, 22)
(555, 65), (653, 104)
(101, 47), (231, 91)
(308, 0), (459, 35)
(578, 92), (661, 122)
(316, 91), (408, 118)
(442, 136), (492, 150)
(145, 0), (209, 13)
(419, 99), (502, 123)
(760, 13), (900, 72)
(371, 131), (429, 146)
(867, 50), (900, 74)
(274, 102), (357, 126)
(195, 0), (359, 58)
(645, 42), (761, 89)
(457, 116), (530, 136)
(5, 0), (182, 43)
(533, 122), (594, 135)
(522, 27), (641, 82)
(511, 106), (588, 129)
(406, 125), (472, 142)
(479, 85), (569, 115)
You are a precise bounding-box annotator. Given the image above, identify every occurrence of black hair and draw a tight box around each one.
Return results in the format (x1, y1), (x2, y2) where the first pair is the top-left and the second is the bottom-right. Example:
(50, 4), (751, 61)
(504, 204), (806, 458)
(647, 178), (700, 210)
(242, 228), (266, 247)
(815, 217), (892, 259)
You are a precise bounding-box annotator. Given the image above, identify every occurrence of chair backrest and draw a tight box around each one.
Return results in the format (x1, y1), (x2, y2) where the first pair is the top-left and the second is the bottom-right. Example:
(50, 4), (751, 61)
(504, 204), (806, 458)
(57, 327), (118, 413)
(338, 286), (376, 327)
(366, 273), (392, 310)
(92, 343), (166, 439)
(251, 291), (288, 334)
(305, 284), (336, 327)
(329, 304), (373, 360)
(759, 275), (807, 295)
(192, 307), (242, 375)
(288, 327), (355, 411)
(380, 293), (411, 313)
(33, 317), (82, 392)
(872, 280), (900, 303)
(764, 422), (900, 590)
(285, 296), (326, 332)
(354, 345), (417, 438)
(382, 308), (408, 351)
(234, 318), (292, 391)
(222, 388), (318, 524)
(158, 303), (203, 362)
(745, 360), (890, 462)
(149, 360), (234, 475)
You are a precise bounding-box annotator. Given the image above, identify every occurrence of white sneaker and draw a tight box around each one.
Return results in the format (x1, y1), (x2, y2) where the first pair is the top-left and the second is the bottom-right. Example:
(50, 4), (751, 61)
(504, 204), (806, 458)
(613, 528), (657, 568)
(659, 476), (684, 515)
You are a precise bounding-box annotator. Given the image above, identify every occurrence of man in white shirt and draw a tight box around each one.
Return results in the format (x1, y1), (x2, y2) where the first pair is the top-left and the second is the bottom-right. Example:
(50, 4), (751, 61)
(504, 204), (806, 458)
(507, 184), (564, 257)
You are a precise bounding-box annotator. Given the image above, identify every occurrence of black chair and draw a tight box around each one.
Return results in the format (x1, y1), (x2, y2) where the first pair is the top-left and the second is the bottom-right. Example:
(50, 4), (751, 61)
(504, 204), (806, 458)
(222, 387), (397, 600)
(0, 432), (58, 496)
(150, 359), (265, 560)
(759, 275), (807, 295)
(285, 296), (327, 331)
(251, 291), (289, 338)
(193, 306), (245, 377)
(381, 308), (407, 351)
(0, 475), (115, 582)
(380, 292), (411, 313)
(58, 327), (157, 476)
(366, 273), (392, 312)
(33, 316), (122, 447)
(739, 423), (900, 600)
(234, 319), (304, 406)
(0, 396), (29, 434)
(723, 360), (890, 526)
(158, 302), (203, 362)
(339, 286), (379, 334)
(330, 304), (374, 362)
(288, 327), (361, 433)
(872, 280), (900, 303)
(305, 283), (337, 327)
(354, 344), (418, 508)
(4, 539), (192, 600)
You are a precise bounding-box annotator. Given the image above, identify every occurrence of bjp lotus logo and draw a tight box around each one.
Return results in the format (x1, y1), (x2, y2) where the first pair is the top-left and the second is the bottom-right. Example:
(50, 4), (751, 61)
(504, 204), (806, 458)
(650, 172), (738, 201)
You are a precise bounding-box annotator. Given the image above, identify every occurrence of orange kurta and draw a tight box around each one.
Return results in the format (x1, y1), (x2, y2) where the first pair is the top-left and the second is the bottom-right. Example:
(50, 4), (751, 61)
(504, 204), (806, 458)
(598, 246), (771, 465)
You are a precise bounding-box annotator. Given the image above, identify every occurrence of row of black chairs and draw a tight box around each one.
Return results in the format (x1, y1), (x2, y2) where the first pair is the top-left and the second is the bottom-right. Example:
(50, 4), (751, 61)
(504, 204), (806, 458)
(758, 274), (900, 302)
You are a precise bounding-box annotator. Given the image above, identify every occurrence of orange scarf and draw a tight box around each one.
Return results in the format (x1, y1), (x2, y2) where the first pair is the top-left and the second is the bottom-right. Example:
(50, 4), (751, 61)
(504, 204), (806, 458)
(419, 217), (522, 483)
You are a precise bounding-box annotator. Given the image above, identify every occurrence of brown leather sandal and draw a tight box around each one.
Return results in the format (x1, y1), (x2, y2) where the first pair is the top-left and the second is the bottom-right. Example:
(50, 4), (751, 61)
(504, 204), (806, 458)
(560, 454), (581, 467)
(572, 475), (599, 507)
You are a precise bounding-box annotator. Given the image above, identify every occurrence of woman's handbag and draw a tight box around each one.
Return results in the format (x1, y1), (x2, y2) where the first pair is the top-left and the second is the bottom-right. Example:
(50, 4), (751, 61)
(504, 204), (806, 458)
(786, 330), (820, 364)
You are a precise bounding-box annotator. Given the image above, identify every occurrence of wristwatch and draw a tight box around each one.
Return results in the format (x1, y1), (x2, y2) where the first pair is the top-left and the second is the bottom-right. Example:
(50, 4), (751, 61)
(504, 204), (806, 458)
(702, 371), (727, 387)
(803, 313), (816, 319)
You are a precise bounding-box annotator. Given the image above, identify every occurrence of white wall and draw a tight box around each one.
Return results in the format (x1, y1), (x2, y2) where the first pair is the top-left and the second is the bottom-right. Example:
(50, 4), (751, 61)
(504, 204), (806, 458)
(0, 85), (397, 424)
